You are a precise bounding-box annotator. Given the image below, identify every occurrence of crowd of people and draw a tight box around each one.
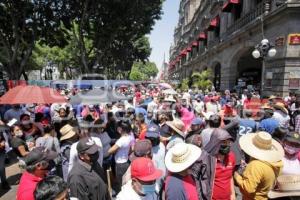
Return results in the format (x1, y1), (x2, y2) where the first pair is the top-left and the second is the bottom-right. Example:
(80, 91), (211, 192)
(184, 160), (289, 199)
(0, 85), (300, 200)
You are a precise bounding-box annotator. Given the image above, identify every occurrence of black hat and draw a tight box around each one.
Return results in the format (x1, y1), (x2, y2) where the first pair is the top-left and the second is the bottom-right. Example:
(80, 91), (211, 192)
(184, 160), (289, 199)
(285, 132), (300, 145)
(77, 137), (99, 154)
(24, 147), (57, 166)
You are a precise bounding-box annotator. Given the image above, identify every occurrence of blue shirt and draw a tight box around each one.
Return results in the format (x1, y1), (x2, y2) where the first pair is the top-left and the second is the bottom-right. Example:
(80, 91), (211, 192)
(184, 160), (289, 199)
(238, 118), (257, 136)
(258, 118), (279, 134)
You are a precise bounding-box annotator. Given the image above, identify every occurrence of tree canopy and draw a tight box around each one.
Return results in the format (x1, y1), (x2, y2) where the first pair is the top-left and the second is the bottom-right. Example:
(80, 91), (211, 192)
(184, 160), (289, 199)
(0, 0), (164, 79)
(129, 61), (159, 81)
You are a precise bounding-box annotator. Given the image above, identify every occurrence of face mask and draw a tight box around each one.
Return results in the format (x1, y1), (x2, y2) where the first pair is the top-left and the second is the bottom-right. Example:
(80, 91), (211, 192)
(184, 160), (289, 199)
(141, 183), (156, 195)
(219, 144), (230, 155)
(15, 130), (23, 137)
(21, 120), (31, 126)
(89, 152), (99, 163)
(284, 144), (300, 155)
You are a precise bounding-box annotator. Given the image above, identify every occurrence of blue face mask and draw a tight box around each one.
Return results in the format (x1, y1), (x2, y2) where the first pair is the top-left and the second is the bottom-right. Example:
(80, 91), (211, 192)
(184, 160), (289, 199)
(141, 183), (156, 195)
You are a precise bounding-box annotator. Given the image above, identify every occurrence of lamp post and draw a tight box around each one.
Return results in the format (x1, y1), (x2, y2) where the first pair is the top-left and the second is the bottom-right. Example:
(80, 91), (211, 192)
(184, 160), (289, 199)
(252, 39), (276, 94)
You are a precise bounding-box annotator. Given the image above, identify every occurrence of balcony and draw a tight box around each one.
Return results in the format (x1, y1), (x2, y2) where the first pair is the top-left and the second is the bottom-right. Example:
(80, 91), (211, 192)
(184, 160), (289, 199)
(222, 1), (265, 40)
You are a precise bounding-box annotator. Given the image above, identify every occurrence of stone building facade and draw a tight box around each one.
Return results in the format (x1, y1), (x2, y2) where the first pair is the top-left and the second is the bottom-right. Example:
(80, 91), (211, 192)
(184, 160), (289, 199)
(168, 0), (300, 96)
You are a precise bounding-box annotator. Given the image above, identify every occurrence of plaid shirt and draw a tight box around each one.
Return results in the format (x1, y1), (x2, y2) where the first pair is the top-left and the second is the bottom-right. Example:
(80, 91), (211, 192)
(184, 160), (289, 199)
(295, 115), (300, 133)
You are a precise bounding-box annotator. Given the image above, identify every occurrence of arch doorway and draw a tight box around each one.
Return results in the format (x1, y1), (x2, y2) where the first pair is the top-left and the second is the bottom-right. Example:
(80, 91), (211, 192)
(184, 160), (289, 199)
(236, 49), (262, 91)
(214, 63), (221, 91)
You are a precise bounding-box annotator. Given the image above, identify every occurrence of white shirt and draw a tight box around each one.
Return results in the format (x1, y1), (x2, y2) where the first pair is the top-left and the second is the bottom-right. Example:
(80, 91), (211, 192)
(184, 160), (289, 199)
(273, 110), (290, 129)
(115, 134), (134, 163)
(282, 156), (300, 175)
(117, 180), (158, 200)
(68, 137), (103, 173)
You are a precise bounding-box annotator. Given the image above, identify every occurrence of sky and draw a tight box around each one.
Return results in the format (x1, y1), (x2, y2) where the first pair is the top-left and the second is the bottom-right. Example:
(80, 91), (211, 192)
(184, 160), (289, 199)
(149, 0), (181, 71)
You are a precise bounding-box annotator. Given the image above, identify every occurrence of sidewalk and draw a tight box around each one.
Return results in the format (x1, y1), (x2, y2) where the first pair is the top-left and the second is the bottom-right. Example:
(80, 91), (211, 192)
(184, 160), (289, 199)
(0, 160), (21, 200)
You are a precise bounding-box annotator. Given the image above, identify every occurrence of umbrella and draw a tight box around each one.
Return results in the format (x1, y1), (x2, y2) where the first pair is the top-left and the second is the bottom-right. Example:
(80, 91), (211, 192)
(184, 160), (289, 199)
(159, 83), (172, 89)
(0, 85), (67, 104)
(162, 88), (177, 95)
(70, 89), (130, 105)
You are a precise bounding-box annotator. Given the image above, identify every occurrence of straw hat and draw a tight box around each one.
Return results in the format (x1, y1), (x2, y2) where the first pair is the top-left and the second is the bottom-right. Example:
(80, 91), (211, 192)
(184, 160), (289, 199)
(165, 142), (201, 173)
(273, 102), (288, 114)
(60, 124), (77, 141)
(268, 175), (300, 198)
(269, 95), (277, 100)
(164, 96), (176, 103)
(166, 118), (185, 137)
(239, 131), (284, 162)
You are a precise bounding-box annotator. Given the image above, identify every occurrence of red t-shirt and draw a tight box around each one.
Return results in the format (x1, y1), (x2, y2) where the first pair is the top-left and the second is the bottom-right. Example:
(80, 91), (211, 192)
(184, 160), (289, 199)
(17, 171), (42, 200)
(212, 152), (235, 200)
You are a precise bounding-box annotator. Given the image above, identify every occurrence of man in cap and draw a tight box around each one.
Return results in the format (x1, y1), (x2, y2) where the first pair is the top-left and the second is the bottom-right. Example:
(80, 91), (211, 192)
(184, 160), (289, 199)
(258, 105), (279, 135)
(17, 147), (58, 200)
(117, 157), (162, 200)
(201, 114), (221, 148)
(185, 118), (204, 147)
(122, 139), (153, 186)
(68, 137), (110, 200)
(281, 132), (300, 175)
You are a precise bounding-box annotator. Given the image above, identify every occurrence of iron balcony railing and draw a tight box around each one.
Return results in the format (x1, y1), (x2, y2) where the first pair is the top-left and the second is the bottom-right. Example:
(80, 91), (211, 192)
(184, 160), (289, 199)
(222, 1), (265, 40)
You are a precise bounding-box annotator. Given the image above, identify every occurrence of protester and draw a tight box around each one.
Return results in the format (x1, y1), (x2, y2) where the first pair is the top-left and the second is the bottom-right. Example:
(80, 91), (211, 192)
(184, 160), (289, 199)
(108, 119), (135, 193)
(35, 124), (60, 153)
(192, 128), (235, 200)
(10, 125), (30, 157)
(185, 118), (204, 147)
(235, 131), (284, 200)
(165, 142), (201, 200)
(201, 114), (221, 148)
(117, 157), (162, 200)
(4, 104), (24, 123)
(20, 113), (41, 139)
(258, 105), (279, 134)
(273, 102), (290, 129)
(165, 118), (185, 150)
(68, 137), (110, 200)
(34, 175), (68, 200)
(17, 147), (58, 200)
(281, 132), (300, 175)
(0, 131), (9, 190)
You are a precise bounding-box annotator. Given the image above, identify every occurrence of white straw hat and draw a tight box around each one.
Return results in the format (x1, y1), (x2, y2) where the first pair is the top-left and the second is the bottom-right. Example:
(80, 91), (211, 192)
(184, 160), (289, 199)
(239, 131), (284, 162)
(165, 143), (201, 173)
(268, 175), (300, 198)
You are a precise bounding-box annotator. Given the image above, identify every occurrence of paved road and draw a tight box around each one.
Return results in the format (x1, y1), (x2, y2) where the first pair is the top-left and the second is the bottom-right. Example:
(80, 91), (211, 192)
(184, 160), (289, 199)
(0, 161), (21, 200)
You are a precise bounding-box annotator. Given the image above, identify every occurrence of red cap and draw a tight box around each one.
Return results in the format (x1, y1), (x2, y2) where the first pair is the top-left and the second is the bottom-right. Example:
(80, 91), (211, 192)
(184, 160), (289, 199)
(131, 157), (162, 182)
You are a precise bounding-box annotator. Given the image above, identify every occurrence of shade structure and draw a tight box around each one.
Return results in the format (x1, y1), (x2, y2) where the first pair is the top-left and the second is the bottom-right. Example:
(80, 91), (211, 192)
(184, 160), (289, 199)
(222, 0), (240, 12)
(159, 83), (172, 89)
(0, 85), (67, 104)
(180, 49), (187, 56)
(69, 89), (130, 105)
(207, 16), (220, 31)
(192, 41), (199, 47)
(198, 32), (207, 40)
(187, 47), (192, 52)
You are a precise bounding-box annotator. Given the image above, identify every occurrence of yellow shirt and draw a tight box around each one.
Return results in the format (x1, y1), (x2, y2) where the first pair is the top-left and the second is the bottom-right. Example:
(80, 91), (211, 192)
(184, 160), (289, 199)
(234, 159), (283, 200)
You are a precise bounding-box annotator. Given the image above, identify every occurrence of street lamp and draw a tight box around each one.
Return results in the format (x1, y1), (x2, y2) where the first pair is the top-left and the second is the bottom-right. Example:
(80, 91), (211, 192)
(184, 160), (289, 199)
(252, 39), (276, 93)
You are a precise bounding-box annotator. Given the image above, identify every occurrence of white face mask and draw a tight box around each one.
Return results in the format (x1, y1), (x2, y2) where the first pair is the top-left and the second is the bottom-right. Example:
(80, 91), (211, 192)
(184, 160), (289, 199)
(15, 130), (23, 137)
(284, 144), (300, 156)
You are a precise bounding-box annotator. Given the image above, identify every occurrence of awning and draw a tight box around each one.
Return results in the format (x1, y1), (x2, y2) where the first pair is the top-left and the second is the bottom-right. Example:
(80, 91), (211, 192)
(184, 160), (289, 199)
(180, 49), (187, 56)
(198, 32), (207, 40)
(187, 47), (192, 52)
(207, 16), (220, 31)
(222, 0), (240, 12)
(192, 41), (199, 47)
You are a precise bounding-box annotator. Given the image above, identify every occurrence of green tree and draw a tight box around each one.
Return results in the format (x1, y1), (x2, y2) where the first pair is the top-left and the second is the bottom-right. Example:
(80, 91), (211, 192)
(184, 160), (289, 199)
(191, 69), (213, 90)
(129, 61), (158, 81)
(0, 1), (70, 79)
(179, 78), (189, 91)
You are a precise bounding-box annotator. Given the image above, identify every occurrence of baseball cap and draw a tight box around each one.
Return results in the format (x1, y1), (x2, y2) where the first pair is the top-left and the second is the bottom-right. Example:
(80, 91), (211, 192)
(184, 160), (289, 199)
(24, 147), (58, 166)
(131, 157), (162, 182)
(129, 139), (152, 161)
(145, 124), (160, 138)
(285, 132), (300, 145)
(191, 118), (203, 126)
(77, 137), (99, 154)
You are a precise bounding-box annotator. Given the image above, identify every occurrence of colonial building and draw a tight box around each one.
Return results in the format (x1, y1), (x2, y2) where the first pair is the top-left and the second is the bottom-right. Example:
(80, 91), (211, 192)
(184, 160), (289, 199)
(168, 0), (300, 96)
